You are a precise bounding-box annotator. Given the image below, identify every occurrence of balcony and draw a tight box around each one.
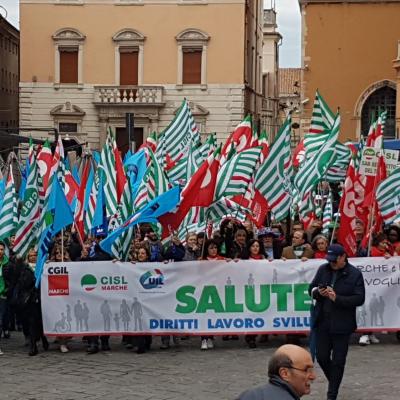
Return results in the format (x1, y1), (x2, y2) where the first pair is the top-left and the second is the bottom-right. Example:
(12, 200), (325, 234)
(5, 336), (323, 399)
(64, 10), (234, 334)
(93, 85), (164, 106)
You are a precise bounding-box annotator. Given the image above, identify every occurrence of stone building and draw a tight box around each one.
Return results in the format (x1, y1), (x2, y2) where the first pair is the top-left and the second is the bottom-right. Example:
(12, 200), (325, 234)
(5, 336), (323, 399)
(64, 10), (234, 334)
(299, 0), (400, 141)
(19, 0), (270, 153)
(0, 15), (19, 131)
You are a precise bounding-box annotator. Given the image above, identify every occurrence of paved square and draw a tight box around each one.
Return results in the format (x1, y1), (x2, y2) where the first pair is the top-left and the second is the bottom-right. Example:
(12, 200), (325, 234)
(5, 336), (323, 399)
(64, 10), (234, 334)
(1, 333), (399, 399)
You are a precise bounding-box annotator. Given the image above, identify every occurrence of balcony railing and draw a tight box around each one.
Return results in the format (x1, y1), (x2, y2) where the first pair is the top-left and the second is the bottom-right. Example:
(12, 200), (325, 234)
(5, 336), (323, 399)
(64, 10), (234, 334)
(94, 85), (164, 106)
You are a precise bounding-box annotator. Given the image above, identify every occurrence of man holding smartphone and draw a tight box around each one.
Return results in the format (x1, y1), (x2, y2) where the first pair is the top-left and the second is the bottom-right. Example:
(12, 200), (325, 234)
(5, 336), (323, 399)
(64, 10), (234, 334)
(309, 244), (365, 400)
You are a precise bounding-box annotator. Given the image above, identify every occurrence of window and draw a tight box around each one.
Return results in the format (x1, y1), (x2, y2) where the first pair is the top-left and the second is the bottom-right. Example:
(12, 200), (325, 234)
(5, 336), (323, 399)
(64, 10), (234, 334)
(60, 49), (78, 83)
(183, 49), (202, 84)
(361, 86), (396, 139)
(119, 50), (138, 85)
(52, 28), (86, 86)
(113, 29), (145, 85)
(50, 101), (86, 137)
(59, 122), (78, 133)
(176, 29), (210, 89)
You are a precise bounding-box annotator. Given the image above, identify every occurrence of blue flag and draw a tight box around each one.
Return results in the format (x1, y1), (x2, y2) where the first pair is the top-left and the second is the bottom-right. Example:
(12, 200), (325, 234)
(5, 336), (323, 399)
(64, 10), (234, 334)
(124, 149), (147, 198)
(84, 164), (94, 212)
(92, 173), (105, 230)
(100, 186), (180, 255)
(53, 177), (74, 234)
(72, 164), (80, 185)
(0, 178), (5, 210)
(19, 158), (30, 200)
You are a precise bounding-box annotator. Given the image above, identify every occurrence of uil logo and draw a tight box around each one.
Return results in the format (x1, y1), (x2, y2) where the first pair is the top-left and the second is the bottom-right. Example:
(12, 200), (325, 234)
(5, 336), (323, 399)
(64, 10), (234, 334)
(139, 269), (165, 289)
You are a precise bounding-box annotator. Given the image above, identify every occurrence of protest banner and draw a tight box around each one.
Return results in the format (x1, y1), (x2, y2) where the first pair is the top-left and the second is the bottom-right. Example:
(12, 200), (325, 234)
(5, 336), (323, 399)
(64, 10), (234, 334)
(359, 146), (400, 176)
(41, 257), (400, 336)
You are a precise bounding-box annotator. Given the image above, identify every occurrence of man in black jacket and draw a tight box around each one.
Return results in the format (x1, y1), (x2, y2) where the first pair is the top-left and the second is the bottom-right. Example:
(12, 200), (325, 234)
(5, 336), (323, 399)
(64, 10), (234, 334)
(236, 344), (316, 399)
(309, 244), (365, 400)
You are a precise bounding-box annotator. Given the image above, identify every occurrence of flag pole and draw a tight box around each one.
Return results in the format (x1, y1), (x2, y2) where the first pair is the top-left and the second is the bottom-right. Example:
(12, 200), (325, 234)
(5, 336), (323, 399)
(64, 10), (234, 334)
(329, 211), (340, 245)
(61, 228), (64, 260)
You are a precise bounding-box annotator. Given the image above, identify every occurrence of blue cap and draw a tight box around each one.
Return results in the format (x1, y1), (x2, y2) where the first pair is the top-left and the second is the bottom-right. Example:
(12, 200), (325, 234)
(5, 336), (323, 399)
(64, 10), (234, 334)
(258, 227), (279, 238)
(326, 244), (345, 261)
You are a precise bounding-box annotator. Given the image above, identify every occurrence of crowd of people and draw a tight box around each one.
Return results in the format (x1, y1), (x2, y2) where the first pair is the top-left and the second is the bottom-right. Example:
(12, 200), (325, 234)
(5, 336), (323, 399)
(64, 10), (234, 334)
(0, 216), (399, 357)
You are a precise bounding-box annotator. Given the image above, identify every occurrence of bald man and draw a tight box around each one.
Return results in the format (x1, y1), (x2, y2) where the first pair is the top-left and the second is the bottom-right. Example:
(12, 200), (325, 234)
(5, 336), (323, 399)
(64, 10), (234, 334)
(236, 345), (316, 400)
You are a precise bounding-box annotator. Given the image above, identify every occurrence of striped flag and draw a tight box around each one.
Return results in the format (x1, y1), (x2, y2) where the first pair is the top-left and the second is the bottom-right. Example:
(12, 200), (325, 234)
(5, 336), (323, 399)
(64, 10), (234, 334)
(201, 134), (217, 160)
(111, 180), (134, 260)
(13, 152), (41, 257)
(139, 131), (158, 153)
(309, 89), (335, 134)
(186, 138), (205, 181)
(215, 146), (262, 200)
(157, 99), (199, 166)
(0, 165), (18, 240)
(376, 167), (400, 225)
(304, 90), (336, 160)
(99, 129), (118, 217)
(325, 142), (351, 182)
(294, 114), (340, 200)
(255, 116), (292, 221)
(206, 197), (248, 223)
(134, 149), (169, 211)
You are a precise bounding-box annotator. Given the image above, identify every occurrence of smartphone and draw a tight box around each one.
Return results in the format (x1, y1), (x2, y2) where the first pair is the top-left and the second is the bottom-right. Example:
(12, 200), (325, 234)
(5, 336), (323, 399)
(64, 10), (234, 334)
(318, 283), (327, 289)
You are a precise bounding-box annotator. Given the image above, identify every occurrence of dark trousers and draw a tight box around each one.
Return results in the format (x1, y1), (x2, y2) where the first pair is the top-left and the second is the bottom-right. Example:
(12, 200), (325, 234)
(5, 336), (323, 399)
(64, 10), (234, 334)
(0, 298), (6, 342)
(316, 327), (350, 400)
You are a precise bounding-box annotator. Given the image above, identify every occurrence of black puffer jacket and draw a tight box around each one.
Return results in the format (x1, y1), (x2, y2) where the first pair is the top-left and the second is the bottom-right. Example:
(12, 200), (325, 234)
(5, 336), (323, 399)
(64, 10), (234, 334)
(309, 261), (365, 334)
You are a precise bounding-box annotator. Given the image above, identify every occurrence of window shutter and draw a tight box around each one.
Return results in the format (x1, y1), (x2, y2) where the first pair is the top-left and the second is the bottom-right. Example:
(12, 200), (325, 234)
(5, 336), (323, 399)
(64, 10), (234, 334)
(120, 51), (139, 85)
(183, 50), (202, 84)
(60, 50), (78, 84)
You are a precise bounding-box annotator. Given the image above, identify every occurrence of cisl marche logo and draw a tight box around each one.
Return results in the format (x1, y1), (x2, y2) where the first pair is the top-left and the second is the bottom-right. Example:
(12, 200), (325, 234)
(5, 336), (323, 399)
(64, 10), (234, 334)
(140, 269), (165, 289)
(81, 274), (97, 292)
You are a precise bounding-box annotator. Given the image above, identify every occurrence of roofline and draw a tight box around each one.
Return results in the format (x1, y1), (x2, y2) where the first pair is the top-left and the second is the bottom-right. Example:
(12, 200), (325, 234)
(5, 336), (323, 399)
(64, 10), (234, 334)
(0, 15), (19, 36)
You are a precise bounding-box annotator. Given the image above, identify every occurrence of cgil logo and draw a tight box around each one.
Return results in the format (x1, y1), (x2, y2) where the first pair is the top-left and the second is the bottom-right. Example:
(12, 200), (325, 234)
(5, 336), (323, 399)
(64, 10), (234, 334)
(81, 274), (97, 292)
(140, 269), (165, 290)
(48, 265), (69, 296)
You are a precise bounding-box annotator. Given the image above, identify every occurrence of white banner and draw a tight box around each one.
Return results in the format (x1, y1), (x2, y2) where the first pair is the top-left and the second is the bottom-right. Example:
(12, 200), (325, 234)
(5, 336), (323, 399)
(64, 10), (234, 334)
(41, 258), (400, 336)
(359, 146), (399, 176)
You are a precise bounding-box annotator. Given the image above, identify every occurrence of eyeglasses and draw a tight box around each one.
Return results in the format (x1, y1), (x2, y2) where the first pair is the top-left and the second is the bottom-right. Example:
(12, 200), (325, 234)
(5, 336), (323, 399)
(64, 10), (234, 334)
(288, 366), (315, 374)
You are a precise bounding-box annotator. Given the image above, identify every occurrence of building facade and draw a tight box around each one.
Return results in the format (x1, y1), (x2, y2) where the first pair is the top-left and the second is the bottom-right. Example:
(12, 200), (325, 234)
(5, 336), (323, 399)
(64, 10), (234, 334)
(262, 8), (281, 138)
(0, 15), (19, 131)
(20, 0), (268, 152)
(299, 0), (400, 141)
(279, 68), (301, 146)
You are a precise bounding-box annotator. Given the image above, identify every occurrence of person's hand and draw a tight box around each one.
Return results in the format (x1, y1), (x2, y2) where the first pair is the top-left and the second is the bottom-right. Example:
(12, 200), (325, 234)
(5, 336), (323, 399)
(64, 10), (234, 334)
(301, 257), (308, 262)
(384, 253), (391, 259)
(327, 288), (336, 302)
(131, 260), (137, 264)
(112, 258), (120, 263)
(318, 287), (330, 297)
(304, 243), (312, 250)
(281, 257), (287, 261)
(233, 258), (240, 263)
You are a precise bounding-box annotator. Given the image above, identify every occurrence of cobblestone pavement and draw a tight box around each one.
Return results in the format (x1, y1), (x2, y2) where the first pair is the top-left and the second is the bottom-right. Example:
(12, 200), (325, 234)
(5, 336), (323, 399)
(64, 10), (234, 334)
(1, 332), (399, 400)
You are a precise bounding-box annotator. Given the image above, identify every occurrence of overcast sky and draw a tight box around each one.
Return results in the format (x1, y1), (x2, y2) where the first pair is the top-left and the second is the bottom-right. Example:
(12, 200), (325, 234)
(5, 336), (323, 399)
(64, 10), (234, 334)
(0, 0), (301, 67)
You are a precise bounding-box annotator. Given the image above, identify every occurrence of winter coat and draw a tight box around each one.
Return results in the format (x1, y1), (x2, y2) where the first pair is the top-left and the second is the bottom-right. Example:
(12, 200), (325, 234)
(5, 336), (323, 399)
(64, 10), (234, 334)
(309, 261), (365, 334)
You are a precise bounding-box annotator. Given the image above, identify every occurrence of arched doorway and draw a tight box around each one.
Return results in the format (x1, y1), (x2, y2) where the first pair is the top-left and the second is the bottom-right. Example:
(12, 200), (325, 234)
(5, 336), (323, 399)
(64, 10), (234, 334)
(361, 85), (396, 138)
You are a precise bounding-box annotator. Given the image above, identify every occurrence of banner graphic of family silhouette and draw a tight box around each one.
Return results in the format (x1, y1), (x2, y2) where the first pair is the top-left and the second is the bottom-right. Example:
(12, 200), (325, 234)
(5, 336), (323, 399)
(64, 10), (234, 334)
(41, 258), (400, 335)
